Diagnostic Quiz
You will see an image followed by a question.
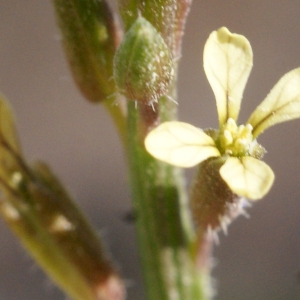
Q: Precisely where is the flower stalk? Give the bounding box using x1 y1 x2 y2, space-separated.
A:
127 96 209 300
117 1 212 299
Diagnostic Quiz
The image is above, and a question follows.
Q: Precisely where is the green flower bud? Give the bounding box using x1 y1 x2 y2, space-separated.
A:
113 16 174 104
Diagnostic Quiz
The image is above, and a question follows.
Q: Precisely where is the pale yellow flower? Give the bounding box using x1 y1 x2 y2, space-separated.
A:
145 27 300 200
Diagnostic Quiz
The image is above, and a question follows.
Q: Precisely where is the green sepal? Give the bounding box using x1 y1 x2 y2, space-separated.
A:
190 157 242 231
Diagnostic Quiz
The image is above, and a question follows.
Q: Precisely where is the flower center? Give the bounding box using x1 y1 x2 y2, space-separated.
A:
217 118 255 157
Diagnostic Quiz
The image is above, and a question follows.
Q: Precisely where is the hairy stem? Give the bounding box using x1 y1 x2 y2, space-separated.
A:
126 65 210 300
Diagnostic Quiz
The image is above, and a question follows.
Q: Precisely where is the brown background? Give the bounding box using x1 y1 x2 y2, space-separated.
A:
1 1 300 299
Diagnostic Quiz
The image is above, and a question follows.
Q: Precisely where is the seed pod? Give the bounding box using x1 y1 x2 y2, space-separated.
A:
53 0 121 103
190 157 247 233
113 16 174 104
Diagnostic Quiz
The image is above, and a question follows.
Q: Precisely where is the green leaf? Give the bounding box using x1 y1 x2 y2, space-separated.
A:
0 94 125 300
1 161 125 300
248 68 300 138
0 94 22 182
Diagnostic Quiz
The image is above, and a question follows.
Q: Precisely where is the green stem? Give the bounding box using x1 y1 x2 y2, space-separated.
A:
127 95 209 300
103 96 128 149
116 1 212 298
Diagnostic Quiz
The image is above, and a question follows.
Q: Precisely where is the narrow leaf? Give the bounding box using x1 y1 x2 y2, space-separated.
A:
1 161 126 300
204 27 253 126
0 95 20 152
248 68 300 138
0 94 125 300
219 156 274 200
0 94 22 181
145 121 220 167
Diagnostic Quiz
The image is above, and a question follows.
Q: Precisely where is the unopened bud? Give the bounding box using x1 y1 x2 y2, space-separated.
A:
113 16 174 104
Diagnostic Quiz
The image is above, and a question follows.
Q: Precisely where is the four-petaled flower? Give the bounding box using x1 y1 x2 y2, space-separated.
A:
145 27 300 200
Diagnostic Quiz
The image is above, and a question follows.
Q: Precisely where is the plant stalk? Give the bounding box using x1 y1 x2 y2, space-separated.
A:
126 74 209 300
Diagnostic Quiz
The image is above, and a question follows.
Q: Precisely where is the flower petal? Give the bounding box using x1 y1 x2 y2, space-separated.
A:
248 68 300 138
219 156 274 200
144 121 220 168
204 27 253 126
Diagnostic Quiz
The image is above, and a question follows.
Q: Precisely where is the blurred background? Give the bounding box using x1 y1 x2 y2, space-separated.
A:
1 1 300 299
